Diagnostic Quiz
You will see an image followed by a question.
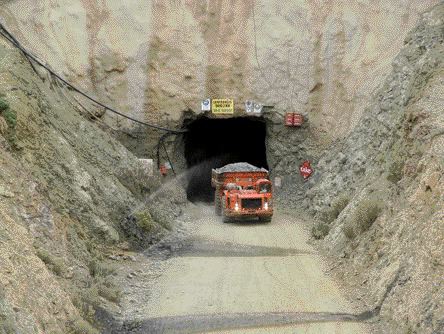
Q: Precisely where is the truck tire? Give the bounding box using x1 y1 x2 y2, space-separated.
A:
259 216 272 223
222 198 230 223
214 190 221 216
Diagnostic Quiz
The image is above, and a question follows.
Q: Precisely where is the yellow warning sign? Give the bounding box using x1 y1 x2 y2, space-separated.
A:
212 99 234 114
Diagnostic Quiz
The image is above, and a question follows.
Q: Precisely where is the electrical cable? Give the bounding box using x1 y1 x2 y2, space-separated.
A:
156 131 178 176
0 23 187 134
0 23 187 174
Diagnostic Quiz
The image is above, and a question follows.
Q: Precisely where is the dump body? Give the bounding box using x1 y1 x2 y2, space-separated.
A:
212 163 273 222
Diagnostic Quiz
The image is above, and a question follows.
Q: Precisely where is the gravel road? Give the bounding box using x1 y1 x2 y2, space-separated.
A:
110 204 371 334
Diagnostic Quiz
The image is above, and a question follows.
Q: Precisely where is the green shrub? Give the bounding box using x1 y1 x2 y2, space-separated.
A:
67 317 99 334
36 249 65 276
98 284 121 304
356 199 382 232
342 221 357 239
385 140 408 183
342 198 382 239
311 222 330 240
87 259 116 278
318 194 350 223
71 287 99 321
0 98 8 113
387 158 404 183
2 110 16 129
0 98 15 130
134 211 158 232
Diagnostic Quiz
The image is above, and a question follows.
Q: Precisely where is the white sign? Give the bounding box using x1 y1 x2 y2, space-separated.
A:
253 103 263 113
274 177 282 188
245 100 254 113
201 99 211 111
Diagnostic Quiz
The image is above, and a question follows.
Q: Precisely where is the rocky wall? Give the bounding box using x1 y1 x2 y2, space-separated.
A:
0 0 439 157
300 4 444 333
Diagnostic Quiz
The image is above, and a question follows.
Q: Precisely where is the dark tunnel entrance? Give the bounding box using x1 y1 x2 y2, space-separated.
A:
184 117 268 202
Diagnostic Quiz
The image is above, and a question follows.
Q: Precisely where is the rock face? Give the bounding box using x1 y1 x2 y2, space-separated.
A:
0 1 443 333
0 37 185 333
301 4 444 333
0 0 439 148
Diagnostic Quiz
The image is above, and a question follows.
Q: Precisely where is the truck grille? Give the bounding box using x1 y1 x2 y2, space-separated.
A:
241 198 262 209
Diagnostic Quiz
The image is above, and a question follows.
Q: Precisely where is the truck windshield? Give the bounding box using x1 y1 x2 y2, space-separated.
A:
259 183 271 193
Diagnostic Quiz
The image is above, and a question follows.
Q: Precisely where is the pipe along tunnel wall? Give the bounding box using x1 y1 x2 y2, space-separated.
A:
183 117 268 202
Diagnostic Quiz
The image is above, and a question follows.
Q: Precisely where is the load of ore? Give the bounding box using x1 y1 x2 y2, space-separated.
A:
214 162 268 174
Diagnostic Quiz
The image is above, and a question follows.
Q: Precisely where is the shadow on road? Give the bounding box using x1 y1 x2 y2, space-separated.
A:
145 238 314 259
114 309 378 334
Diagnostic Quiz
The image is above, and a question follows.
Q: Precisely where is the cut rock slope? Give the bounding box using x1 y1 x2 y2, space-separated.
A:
0 38 185 333
0 0 439 151
302 4 444 333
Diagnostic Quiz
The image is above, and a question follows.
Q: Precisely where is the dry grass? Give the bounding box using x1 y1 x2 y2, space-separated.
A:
311 222 330 240
385 140 408 183
88 259 116 278
72 258 121 328
387 157 404 183
67 317 99 334
318 194 350 224
312 195 351 239
36 249 66 276
342 198 382 239
134 210 159 232
0 97 17 147
98 283 121 304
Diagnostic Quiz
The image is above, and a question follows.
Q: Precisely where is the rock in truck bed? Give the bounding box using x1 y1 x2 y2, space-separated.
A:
213 163 268 174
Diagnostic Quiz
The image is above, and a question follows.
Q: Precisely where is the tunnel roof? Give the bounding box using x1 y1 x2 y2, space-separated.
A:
214 163 268 174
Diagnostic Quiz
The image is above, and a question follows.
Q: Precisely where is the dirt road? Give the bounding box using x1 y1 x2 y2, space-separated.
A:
112 204 370 333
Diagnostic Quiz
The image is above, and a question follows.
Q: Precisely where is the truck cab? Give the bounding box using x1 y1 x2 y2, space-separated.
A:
212 163 273 223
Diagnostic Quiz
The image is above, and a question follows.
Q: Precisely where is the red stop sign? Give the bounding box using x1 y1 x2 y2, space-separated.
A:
300 161 313 180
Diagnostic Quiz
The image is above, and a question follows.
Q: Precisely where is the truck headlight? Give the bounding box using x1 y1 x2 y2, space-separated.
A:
234 202 239 211
264 202 269 210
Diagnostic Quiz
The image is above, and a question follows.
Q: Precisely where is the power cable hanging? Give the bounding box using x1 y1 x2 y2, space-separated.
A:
0 23 187 134
156 132 177 176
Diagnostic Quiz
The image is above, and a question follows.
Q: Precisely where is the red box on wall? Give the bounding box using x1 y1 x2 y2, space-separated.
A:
285 112 303 126
285 112 294 126
293 114 303 126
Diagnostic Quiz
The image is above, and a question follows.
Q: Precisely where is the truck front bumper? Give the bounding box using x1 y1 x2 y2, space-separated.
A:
224 209 273 219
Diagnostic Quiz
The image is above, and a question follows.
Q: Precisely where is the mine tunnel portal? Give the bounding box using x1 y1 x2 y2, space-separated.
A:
184 117 268 202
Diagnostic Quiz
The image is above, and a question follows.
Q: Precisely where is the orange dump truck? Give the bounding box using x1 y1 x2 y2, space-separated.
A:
212 163 273 223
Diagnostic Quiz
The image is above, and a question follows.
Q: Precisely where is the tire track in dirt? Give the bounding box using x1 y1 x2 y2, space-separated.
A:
106 205 372 334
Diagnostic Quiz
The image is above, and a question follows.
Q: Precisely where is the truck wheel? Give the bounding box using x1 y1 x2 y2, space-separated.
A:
259 216 272 223
214 190 221 216
222 198 230 223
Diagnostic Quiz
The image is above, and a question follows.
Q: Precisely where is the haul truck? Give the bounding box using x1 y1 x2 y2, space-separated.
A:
212 163 273 223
